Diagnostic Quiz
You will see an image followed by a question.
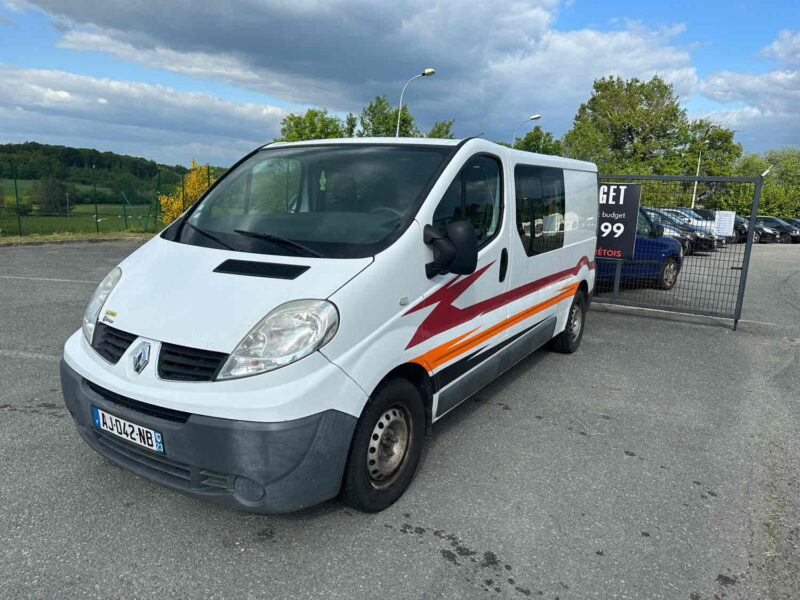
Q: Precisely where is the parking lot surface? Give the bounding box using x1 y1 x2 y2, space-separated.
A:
1 240 799 599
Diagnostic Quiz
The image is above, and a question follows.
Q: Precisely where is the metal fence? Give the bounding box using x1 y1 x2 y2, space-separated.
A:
593 174 763 329
0 162 219 237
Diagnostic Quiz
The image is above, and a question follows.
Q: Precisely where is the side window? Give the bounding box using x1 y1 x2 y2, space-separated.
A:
432 155 502 248
514 165 565 256
636 211 653 236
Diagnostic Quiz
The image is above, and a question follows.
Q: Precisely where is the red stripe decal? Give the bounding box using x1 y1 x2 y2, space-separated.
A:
404 256 594 349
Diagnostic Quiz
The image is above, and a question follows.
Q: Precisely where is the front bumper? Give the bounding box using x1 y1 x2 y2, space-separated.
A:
61 360 357 513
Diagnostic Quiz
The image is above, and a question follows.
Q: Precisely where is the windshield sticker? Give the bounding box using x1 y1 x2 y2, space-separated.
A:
319 171 327 192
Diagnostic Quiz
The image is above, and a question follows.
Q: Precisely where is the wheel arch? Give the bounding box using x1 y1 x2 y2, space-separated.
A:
370 362 434 436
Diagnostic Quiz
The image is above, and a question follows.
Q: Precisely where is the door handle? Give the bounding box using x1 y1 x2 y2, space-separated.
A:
499 248 508 282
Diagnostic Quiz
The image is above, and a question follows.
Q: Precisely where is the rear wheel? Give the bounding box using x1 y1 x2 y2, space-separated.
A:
550 289 587 354
341 377 425 512
656 257 679 290
780 232 791 244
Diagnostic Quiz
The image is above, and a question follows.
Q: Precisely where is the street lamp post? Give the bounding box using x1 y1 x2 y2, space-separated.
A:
396 68 435 137
691 139 710 209
512 114 541 146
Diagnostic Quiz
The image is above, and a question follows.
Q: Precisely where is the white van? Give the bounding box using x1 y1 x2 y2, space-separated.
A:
61 138 597 513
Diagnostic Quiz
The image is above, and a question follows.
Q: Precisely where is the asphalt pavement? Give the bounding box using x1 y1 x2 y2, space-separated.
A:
1 240 798 599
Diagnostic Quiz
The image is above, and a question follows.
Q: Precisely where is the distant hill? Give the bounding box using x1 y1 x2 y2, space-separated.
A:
0 141 225 204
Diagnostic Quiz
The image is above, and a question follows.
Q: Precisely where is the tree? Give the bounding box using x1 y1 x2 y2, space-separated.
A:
683 119 741 177
562 75 690 174
275 109 348 141
763 147 800 187
158 160 215 224
35 177 68 215
512 125 563 156
357 95 419 137
427 119 455 139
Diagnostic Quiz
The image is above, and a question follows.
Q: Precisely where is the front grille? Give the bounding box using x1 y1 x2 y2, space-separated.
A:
157 343 228 382
85 379 190 423
92 428 231 492
91 323 138 364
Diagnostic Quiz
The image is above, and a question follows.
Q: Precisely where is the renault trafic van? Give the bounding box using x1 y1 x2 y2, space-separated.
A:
61 138 598 513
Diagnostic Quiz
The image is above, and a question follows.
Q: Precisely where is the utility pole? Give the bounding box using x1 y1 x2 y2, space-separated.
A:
66 192 70 218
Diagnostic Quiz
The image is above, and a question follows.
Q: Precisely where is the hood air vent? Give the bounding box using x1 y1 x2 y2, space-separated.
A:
213 259 309 280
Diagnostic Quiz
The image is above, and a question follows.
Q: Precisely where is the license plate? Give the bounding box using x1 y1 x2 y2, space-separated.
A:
92 406 164 454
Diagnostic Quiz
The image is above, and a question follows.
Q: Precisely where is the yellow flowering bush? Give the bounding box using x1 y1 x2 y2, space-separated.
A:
158 160 215 225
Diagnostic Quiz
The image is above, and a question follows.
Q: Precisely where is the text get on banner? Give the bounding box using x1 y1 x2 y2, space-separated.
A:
596 183 642 261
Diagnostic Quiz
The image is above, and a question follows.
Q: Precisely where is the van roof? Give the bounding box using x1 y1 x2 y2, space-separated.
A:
264 137 597 172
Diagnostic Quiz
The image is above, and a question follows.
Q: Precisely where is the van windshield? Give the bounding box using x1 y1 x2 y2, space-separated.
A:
175 144 451 258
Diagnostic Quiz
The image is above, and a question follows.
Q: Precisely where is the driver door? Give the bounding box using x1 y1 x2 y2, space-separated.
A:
409 153 510 419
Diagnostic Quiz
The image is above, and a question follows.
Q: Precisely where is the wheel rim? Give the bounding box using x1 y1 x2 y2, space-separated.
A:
664 262 677 287
568 302 583 342
367 404 412 489
753 232 759 243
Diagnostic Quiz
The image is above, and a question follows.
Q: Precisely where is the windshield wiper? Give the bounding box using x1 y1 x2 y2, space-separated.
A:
233 229 322 258
183 221 236 250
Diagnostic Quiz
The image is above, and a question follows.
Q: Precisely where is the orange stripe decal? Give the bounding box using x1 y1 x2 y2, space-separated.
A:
410 283 579 372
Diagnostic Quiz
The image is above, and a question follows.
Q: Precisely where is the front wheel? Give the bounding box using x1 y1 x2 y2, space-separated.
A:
341 377 425 512
780 232 791 244
752 230 761 244
550 289 587 354
656 257 679 290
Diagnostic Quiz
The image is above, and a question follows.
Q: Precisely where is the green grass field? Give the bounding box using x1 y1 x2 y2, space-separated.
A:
0 178 115 204
0 202 161 236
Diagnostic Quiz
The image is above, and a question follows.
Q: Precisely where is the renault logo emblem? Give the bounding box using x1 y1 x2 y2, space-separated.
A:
132 342 151 374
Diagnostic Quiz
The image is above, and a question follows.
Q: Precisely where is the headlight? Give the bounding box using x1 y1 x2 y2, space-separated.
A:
82 267 121 344
218 299 339 380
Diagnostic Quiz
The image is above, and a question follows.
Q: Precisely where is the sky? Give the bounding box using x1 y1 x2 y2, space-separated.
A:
0 0 798 166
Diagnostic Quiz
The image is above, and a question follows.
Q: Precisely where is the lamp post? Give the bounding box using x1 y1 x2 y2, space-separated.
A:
512 114 541 146
691 139 710 209
396 68 435 137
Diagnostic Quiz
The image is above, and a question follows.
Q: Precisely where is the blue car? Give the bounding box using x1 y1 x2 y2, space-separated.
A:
597 209 683 290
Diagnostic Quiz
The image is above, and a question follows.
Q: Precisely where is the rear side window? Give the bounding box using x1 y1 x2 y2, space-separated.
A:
432 155 503 248
514 165 565 256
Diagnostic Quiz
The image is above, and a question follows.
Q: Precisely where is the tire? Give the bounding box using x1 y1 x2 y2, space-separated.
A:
753 231 760 244
780 232 791 244
341 377 425 512
656 257 679 290
550 289 587 354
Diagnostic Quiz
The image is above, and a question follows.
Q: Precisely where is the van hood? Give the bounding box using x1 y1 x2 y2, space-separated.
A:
101 236 372 352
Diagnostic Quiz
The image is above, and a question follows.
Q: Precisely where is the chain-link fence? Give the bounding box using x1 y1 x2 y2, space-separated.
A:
593 174 764 329
0 162 220 238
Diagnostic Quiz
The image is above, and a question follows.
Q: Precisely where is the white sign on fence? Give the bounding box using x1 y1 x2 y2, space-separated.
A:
714 210 736 237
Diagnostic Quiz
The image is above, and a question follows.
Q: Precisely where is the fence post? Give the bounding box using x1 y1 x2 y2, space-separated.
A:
181 173 185 210
123 204 128 230
733 175 763 330
155 168 161 232
12 161 21 236
612 261 622 299
92 164 99 234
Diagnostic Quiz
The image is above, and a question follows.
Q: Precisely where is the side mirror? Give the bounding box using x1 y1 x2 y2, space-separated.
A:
653 224 664 238
424 221 478 278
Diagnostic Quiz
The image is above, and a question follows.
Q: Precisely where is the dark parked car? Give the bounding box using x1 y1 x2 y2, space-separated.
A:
643 207 716 252
727 215 778 244
597 209 683 290
782 217 800 230
755 216 800 243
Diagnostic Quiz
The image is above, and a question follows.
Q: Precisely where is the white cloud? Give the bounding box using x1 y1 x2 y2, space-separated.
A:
0 65 287 164
31 1 698 142
697 31 800 151
760 29 800 69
